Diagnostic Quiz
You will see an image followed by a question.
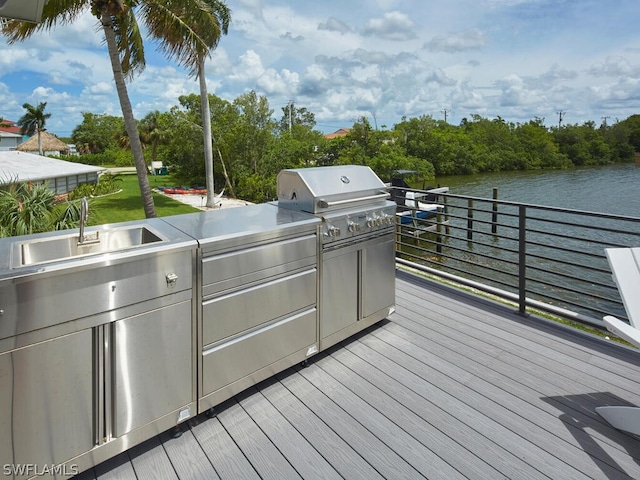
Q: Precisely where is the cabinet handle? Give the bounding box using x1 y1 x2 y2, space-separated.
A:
166 273 178 286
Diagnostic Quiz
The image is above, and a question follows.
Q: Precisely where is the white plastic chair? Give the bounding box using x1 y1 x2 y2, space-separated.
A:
596 247 640 435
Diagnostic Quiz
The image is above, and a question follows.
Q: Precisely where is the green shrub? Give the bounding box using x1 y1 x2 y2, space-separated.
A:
0 183 82 237
68 173 123 200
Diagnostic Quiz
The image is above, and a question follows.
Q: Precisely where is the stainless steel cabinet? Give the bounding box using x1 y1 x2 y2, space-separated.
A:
320 233 396 351
321 247 358 340
111 298 193 437
0 247 197 478
0 330 94 474
199 233 319 412
361 237 396 318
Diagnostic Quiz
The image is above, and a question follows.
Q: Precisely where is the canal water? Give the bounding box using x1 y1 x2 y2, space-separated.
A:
437 163 640 216
405 163 640 320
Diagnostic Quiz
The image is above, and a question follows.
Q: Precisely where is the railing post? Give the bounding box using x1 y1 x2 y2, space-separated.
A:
467 199 474 241
436 210 442 254
443 195 450 234
518 205 527 315
491 188 498 235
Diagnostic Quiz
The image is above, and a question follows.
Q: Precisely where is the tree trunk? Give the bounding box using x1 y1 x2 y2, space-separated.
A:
37 129 42 156
215 144 235 198
100 10 156 218
198 56 216 208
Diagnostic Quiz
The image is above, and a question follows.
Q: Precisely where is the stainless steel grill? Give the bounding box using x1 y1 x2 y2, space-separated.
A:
277 165 396 350
277 165 396 245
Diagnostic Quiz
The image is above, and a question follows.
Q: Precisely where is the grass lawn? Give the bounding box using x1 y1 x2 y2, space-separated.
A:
89 172 200 225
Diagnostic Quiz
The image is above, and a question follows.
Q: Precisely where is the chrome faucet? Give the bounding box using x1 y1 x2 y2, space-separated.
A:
79 197 88 243
78 197 99 245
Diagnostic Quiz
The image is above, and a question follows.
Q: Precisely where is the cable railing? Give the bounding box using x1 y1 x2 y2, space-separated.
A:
393 186 640 329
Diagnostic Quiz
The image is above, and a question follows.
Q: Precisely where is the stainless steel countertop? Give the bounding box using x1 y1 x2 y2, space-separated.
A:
0 217 198 279
162 203 320 252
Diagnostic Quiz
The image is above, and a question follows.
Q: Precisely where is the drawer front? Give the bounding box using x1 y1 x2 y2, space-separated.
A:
202 234 316 295
0 249 194 340
202 308 317 396
203 268 316 346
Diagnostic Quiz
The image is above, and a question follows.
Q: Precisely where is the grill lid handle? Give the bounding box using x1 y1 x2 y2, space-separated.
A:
317 191 390 209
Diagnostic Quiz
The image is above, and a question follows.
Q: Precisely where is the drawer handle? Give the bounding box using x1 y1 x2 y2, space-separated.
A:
166 272 178 286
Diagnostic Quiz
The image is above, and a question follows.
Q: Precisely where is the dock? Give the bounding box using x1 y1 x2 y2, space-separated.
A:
74 269 640 480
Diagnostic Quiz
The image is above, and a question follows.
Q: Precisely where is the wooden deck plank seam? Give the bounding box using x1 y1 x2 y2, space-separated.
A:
320 347 509 479
394 284 640 402
388 309 639 433
358 327 612 479
370 322 640 477
396 272 640 368
276 368 426 479
257 375 386 480
342 336 561 479
382 314 637 456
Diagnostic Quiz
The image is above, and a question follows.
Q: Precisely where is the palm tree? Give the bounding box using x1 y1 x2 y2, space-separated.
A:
149 0 230 207
140 110 167 171
17 101 51 155
1 1 224 218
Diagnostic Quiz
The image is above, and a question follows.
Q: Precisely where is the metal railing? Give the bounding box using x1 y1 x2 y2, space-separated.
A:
393 186 640 329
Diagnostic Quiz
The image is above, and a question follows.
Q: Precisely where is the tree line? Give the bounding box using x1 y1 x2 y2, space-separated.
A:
66 93 640 204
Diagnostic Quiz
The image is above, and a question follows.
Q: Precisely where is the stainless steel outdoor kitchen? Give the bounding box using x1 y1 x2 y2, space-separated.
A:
0 165 396 479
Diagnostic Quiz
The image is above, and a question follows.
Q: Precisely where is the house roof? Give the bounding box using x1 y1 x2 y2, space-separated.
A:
15 130 69 153
0 151 106 184
324 128 352 139
0 131 22 139
0 118 21 135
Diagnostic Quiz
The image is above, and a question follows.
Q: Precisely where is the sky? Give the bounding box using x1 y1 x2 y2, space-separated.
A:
1 0 640 137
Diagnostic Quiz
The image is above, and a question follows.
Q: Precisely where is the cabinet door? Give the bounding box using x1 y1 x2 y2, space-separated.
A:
361 237 396 318
0 330 94 472
321 249 358 339
112 300 192 437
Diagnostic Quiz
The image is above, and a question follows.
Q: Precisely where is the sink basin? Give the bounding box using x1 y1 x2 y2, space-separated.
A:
14 226 165 267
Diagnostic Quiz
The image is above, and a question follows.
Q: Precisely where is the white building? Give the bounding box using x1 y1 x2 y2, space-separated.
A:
0 150 106 194
0 131 22 151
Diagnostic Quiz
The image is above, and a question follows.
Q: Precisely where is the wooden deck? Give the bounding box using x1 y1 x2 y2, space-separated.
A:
74 269 640 480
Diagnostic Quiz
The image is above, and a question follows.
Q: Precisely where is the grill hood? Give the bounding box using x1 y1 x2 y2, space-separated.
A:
277 165 390 214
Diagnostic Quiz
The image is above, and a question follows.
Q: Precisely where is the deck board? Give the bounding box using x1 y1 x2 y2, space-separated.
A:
73 270 640 480
237 386 342 480
159 430 219 480
258 376 386 479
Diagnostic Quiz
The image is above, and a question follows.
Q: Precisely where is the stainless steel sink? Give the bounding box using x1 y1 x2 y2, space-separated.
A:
13 226 165 267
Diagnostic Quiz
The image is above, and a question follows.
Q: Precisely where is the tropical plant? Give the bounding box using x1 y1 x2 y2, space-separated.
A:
0 183 83 237
139 110 167 169
154 0 231 207
17 101 51 155
1 0 228 218
71 113 124 154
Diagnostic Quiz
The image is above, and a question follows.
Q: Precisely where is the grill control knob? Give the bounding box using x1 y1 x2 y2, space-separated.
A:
328 225 341 237
366 217 374 228
347 221 359 233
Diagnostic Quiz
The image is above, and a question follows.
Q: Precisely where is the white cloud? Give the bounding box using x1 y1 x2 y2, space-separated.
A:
362 11 417 41
2 0 639 134
425 29 487 53
588 56 640 78
85 82 113 96
318 17 352 34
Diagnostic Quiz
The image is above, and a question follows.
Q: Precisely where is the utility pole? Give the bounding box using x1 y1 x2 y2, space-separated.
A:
557 110 566 128
441 109 449 123
601 116 610 128
288 101 293 134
